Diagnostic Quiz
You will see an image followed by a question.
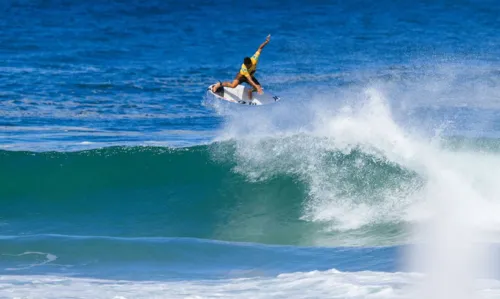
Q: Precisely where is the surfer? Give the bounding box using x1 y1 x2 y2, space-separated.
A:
211 34 271 99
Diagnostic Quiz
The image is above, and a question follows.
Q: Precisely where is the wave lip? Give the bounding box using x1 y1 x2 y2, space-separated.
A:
4 87 500 251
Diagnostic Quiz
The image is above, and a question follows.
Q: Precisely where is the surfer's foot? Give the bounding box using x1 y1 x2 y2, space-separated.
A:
212 81 222 93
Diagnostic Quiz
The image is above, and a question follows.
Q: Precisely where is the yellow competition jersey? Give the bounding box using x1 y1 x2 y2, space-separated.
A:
239 50 261 77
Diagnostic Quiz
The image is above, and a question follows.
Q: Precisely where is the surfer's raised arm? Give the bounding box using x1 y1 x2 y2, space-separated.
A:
257 34 271 52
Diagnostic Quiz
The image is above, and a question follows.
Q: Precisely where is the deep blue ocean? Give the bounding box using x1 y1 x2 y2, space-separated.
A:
3 0 500 298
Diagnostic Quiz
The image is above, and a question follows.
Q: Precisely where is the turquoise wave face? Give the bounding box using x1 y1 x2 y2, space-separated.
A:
0 142 420 247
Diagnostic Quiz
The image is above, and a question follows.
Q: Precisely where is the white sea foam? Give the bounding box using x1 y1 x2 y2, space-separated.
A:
3 270 500 299
215 80 500 297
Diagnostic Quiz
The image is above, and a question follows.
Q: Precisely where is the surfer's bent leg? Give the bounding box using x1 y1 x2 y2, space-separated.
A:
225 79 240 88
247 88 253 100
247 77 261 100
211 78 240 93
226 73 245 89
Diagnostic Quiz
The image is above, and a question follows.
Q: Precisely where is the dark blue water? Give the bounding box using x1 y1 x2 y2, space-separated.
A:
2 0 500 150
2 0 500 298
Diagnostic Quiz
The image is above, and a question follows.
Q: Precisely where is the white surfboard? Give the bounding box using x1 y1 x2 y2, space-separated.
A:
207 84 281 106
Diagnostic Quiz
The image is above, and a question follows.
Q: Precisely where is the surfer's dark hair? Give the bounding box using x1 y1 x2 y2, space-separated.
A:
244 57 252 66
